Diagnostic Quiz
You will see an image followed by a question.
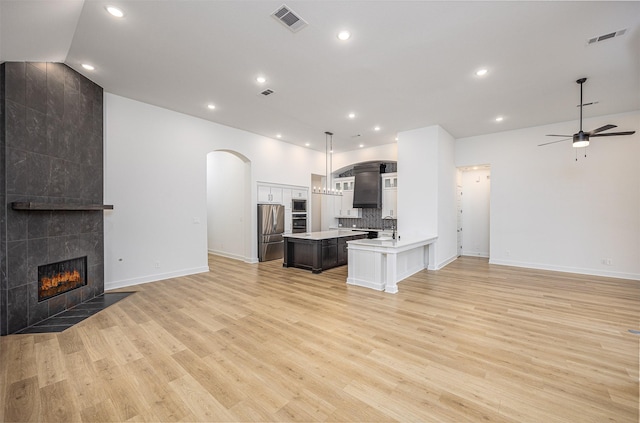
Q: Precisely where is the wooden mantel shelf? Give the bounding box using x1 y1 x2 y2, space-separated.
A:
11 202 114 211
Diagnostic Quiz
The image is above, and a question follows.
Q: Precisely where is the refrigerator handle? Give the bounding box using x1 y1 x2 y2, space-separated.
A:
273 206 277 228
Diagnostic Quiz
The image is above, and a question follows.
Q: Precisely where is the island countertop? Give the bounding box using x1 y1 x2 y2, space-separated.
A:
283 230 368 240
347 235 437 252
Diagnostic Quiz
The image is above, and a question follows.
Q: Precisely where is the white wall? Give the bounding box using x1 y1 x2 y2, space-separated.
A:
436 126 458 268
397 126 439 241
396 125 457 269
104 93 325 289
207 151 247 261
456 110 640 280
461 169 491 257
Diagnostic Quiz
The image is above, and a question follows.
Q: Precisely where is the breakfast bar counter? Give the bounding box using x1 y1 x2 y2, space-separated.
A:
283 230 367 273
347 235 438 293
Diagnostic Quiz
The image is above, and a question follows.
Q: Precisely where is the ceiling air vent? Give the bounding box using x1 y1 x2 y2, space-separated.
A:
260 89 274 96
587 28 627 45
271 4 308 33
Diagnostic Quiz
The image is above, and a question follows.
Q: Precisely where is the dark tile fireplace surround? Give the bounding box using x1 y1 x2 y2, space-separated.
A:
0 62 109 335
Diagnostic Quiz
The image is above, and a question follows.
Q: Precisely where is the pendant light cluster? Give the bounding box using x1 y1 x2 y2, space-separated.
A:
312 131 343 196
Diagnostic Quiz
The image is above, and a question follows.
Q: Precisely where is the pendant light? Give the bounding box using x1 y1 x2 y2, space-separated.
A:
312 131 342 196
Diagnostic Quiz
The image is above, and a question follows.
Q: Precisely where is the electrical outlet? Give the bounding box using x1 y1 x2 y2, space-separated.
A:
154 261 160 268
605 258 613 266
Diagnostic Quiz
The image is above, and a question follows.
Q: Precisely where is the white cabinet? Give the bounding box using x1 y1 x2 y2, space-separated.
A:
292 189 307 199
334 178 354 192
334 177 362 218
382 174 397 189
282 189 293 234
258 185 283 203
381 173 398 218
284 213 292 234
282 189 293 208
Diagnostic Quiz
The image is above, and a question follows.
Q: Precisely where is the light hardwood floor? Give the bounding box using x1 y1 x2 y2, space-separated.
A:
1 255 638 422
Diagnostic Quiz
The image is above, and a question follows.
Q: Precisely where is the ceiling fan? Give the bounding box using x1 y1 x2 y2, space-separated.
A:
539 77 635 148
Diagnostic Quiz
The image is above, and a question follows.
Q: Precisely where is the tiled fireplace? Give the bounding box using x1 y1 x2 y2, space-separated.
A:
0 62 108 335
38 256 87 302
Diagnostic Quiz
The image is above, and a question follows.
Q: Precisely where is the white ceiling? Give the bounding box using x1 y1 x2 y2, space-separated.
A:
1 1 639 153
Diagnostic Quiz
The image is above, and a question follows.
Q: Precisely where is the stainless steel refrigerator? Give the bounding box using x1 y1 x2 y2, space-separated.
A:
258 204 285 262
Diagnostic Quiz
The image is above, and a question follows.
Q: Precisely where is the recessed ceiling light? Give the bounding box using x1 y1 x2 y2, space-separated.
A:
348 113 355 119
207 104 215 110
495 116 504 122
359 144 364 148
276 134 282 138
305 143 310 147
337 31 351 41
81 64 95 71
106 6 124 18
475 68 488 77
374 126 380 131
256 76 266 84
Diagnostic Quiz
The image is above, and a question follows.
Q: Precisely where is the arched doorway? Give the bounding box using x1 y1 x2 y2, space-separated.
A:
206 150 252 263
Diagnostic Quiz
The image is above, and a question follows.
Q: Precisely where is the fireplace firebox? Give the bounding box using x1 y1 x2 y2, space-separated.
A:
38 257 88 302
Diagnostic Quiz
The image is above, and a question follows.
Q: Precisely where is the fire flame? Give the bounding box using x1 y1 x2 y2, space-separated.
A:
40 270 82 291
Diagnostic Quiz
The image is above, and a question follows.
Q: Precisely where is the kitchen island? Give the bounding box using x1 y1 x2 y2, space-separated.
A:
347 235 437 293
283 230 367 273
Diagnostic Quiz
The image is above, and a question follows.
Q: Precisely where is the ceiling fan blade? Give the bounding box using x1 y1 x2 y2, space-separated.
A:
545 134 573 137
538 138 571 146
588 124 617 135
590 131 636 137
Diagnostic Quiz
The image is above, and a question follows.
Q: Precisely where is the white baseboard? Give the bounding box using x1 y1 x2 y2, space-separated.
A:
208 249 257 264
347 277 384 291
105 266 210 291
461 250 490 258
489 258 640 281
428 253 458 271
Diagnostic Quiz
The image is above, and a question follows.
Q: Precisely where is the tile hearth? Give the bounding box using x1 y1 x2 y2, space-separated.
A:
16 292 133 334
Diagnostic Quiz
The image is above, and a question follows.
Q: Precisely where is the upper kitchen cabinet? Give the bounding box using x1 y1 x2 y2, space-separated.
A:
382 173 398 218
258 185 283 204
334 177 362 218
334 178 354 192
383 173 397 189
292 189 307 199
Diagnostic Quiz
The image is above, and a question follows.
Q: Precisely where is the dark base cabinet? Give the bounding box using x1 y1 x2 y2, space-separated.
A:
321 239 338 269
284 234 366 273
338 238 349 266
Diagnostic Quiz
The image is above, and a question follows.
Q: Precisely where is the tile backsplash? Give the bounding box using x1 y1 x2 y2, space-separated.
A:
338 208 396 230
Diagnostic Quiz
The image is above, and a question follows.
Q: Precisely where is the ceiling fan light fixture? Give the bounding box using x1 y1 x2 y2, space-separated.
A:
573 131 589 148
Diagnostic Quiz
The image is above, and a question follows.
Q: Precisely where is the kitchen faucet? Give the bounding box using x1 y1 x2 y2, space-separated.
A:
382 216 396 240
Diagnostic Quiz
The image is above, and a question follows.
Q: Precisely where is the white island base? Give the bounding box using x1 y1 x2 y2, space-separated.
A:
346 236 437 293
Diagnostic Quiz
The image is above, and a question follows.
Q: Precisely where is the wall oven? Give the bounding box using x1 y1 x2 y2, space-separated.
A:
292 214 307 233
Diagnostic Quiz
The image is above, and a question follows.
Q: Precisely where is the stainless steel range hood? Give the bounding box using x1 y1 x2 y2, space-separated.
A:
353 164 382 208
